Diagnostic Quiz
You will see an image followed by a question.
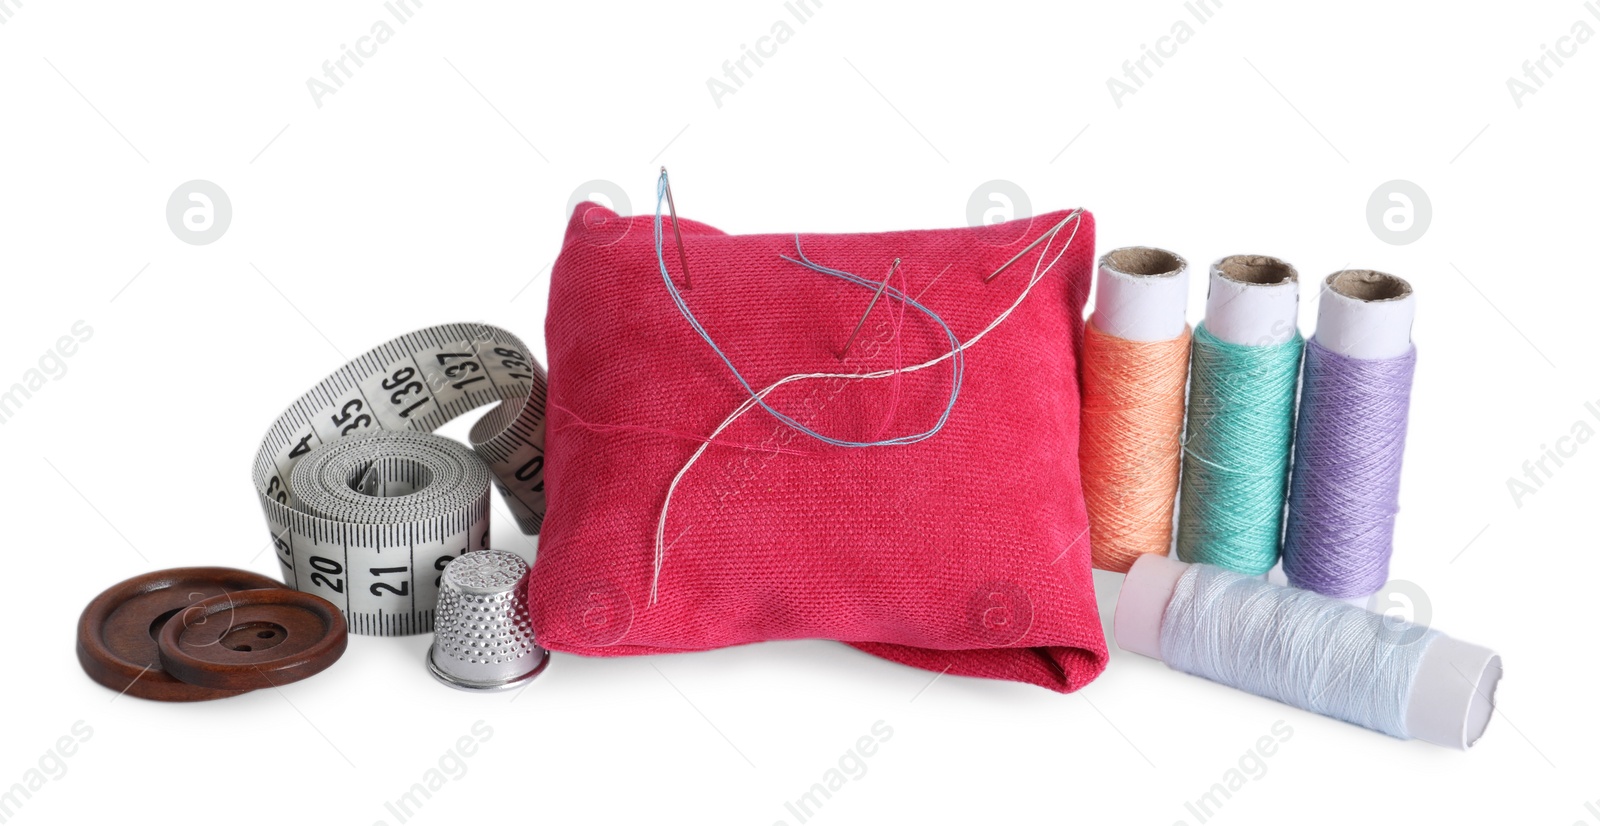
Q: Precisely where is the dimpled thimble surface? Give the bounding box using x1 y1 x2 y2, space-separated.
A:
427 550 548 691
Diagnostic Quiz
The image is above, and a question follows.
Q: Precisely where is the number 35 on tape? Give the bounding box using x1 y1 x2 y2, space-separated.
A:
252 323 547 636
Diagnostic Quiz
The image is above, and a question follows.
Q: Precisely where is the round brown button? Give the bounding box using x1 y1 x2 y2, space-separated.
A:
77 567 283 702
157 588 347 691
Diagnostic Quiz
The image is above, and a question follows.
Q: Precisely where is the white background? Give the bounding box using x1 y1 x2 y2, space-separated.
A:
2 1 1596 824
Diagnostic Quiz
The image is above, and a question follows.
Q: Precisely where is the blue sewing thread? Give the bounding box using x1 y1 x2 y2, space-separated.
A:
1160 563 1440 739
652 169 964 448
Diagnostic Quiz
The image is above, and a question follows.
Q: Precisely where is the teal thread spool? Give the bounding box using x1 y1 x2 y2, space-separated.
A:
1177 256 1303 575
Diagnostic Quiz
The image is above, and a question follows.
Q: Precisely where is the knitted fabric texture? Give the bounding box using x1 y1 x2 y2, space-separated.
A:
530 203 1107 693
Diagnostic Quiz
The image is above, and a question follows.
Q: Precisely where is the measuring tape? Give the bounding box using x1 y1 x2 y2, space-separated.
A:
252 322 547 636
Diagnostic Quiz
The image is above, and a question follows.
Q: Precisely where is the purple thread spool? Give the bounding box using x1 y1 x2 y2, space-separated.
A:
1283 271 1416 599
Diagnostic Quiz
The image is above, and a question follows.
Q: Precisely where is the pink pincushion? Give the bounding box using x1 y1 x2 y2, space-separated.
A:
529 202 1106 692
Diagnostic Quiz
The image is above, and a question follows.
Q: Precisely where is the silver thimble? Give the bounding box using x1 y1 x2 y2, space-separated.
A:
427 550 549 691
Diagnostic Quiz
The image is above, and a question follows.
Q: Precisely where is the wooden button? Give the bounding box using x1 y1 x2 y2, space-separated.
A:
157 588 347 691
77 567 283 702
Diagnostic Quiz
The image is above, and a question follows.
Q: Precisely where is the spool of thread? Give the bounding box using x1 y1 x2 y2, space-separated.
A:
1176 255 1303 575
1115 554 1501 749
1082 246 1191 573
1283 270 1417 599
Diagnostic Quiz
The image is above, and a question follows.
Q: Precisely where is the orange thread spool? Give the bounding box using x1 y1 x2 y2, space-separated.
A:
1081 247 1191 573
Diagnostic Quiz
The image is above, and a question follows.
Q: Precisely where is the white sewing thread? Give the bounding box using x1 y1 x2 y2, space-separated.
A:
1159 564 1440 739
651 211 1085 604
709 294 897 520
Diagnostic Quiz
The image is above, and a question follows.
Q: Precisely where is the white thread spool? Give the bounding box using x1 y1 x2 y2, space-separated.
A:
1092 247 1190 342
1115 554 1501 749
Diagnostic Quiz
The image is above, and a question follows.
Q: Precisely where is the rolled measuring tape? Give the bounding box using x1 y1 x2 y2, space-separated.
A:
252 322 548 636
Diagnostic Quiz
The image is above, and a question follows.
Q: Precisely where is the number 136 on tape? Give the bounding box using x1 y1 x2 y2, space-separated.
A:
251 323 548 636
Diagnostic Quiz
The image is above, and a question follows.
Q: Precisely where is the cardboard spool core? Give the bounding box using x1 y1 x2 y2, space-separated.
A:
1102 246 1186 278
1327 269 1412 302
1216 254 1298 286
